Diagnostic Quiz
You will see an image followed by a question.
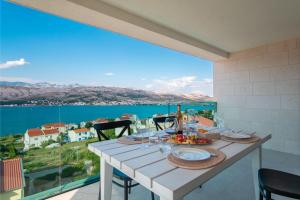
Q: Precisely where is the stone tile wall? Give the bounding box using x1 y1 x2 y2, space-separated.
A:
214 38 300 155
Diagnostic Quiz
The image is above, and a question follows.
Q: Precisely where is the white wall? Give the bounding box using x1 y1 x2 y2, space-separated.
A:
214 38 300 155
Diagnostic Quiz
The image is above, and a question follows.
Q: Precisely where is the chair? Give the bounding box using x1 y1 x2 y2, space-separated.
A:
93 120 155 200
153 116 176 131
258 168 300 200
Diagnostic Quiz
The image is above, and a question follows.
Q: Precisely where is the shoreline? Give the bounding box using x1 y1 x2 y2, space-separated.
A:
0 104 216 136
0 102 215 107
0 101 217 108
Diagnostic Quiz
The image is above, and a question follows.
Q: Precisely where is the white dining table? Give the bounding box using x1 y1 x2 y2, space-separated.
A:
88 133 271 200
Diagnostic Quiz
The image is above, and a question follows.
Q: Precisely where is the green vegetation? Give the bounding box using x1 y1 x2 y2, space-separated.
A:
0 129 114 181
61 166 83 178
0 134 23 159
41 139 57 148
85 121 93 128
198 110 214 120
23 137 100 173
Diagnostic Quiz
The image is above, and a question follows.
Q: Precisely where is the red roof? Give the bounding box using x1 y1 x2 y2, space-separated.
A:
121 114 133 118
0 158 24 192
27 128 43 137
43 129 59 135
93 118 108 124
120 116 131 120
196 116 214 127
43 122 65 128
73 128 89 133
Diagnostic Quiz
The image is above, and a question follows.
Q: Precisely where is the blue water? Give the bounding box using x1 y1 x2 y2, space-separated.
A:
0 104 215 136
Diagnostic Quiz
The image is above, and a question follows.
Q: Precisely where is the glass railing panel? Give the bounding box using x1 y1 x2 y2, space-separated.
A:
0 106 61 199
0 102 216 200
58 106 100 187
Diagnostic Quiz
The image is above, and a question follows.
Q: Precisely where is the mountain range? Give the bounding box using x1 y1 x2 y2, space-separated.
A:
0 81 213 105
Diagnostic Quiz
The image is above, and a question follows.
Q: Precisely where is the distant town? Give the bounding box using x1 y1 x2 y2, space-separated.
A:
0 81 213 106
23 113 145 150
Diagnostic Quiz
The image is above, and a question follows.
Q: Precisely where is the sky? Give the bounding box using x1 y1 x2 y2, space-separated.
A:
0 1 213 96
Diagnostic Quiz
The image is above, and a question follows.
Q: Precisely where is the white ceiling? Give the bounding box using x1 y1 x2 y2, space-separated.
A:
9 0 300 60
101 0 300 52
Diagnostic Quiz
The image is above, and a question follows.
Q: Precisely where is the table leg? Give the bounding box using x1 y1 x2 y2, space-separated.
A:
251 146 262 200
101 158 113 200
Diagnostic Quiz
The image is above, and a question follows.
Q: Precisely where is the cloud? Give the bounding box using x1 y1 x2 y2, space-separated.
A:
145 76 213 96
0 58 29 69
104 72 115 76
141 78 147 81
0 76 37 83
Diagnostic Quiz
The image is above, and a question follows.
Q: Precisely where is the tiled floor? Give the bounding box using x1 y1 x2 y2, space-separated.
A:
48 149 300 200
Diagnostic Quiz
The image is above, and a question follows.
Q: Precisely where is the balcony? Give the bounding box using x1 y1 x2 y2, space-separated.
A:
47 149 299 200
1 103 217 200
1 0 300 200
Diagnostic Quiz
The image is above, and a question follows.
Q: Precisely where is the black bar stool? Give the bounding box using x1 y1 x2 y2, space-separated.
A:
258 168 300 200
153 116 176 131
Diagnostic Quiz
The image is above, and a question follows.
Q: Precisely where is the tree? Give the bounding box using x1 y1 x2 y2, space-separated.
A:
7 144 17 158
85 121 93 128
197 110 213 120
57 133 68 144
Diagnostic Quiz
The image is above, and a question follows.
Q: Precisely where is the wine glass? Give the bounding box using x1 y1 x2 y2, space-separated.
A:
187 109 197 123
186 109 198 135
164 117 178 135
134 117 151 148
214 112 225 129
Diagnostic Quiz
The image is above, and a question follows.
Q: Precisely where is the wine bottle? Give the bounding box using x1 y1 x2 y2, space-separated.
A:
176 104 183 134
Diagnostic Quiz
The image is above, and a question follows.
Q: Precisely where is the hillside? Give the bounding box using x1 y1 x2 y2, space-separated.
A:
0 82 212 105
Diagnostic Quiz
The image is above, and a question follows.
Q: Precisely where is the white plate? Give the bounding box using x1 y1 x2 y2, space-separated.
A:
165 128 176 134
172 147 211 161
133 131 156 139
222 132 251 139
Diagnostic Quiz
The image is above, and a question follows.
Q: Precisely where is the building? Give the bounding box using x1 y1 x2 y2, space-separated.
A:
80 121 87 128
92 118 109 124
67 123 79 130
43 129 60 142
23 128 60 150
68 128 93 142
114 114 137 136
89 118 109 136
41 122 66 133
183 114 214 127
0 158 25 200
116 114 137 122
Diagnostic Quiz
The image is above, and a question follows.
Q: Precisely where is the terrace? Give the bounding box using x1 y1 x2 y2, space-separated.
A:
2 0 300 200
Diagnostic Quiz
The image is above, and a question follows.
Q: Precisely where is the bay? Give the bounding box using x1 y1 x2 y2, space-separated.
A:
0 104 215 136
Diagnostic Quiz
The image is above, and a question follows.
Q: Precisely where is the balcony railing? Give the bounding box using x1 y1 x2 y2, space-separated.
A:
0 102 216 200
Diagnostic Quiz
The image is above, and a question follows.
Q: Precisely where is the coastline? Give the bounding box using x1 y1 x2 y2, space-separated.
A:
0 102 215 107
0 103 216 136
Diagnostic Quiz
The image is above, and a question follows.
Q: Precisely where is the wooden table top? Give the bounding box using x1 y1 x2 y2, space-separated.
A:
88 133 271 199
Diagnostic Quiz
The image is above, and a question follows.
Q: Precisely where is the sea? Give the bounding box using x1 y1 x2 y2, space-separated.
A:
0 104 215 136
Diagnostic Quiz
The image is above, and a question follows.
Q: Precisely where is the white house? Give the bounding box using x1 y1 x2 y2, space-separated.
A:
89 127 97 137
116 114 137 122
80 121 88 128
23 128 60 150
67 123 79 130
41 122 67 133
43 129 60 141
68 128 93 142
114 114 137 136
